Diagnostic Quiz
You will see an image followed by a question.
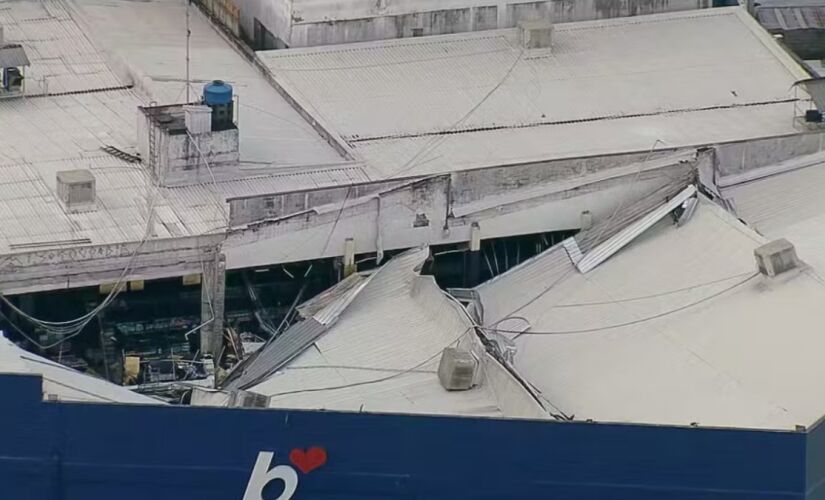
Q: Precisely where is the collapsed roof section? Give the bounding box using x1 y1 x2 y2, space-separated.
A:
214 247 549 419
475 186 825 430
0 336 160 405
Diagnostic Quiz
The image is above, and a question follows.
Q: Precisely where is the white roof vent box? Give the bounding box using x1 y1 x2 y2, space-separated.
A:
519 20 553 50
754 238 799 278
56 169 96 213
438 347 479 391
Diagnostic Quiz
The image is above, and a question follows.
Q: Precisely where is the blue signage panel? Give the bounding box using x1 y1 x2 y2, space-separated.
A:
0 374 808 500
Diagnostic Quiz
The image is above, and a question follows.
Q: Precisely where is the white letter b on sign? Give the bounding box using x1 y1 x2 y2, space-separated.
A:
243 452 299 500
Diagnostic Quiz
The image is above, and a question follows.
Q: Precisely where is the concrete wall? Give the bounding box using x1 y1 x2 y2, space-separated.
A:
241 0 709 48
223 155 693 269
713 131 825 179
0 235 224 295
163 129 240 186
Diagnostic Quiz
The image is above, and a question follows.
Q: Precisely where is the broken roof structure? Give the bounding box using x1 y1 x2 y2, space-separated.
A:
476 192 825 430
221 247 548 419
0 335 159 404
224 170 825 431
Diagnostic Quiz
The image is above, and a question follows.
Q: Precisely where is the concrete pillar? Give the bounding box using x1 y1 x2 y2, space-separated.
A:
200 253 226 356
465 222 482 287
343 238 357 278
580 210 593 230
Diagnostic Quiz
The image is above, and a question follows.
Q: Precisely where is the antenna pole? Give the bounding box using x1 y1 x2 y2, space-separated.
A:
185 0 191 102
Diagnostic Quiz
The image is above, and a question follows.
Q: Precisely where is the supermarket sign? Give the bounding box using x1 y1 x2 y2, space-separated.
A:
242 448 327 500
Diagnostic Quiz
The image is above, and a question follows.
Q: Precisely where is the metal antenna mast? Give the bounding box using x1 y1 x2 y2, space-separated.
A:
186 0 191 102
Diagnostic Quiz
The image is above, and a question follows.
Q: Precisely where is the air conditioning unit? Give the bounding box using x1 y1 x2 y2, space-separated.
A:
754 238 799 277
438 347 478 391
519 21 553 49
56 169 96 212
229 390 271 409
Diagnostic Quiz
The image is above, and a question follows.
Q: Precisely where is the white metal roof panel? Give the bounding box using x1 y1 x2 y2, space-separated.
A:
478 198 825 430
71 0 345 167
0 0 369 255
260 7 808 177
721 153 825 273
0 336 160 404
248 247 546 418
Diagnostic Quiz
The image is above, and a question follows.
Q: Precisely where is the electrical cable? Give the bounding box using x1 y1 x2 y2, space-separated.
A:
481 273 758 338
383 48 525 180
552 271 755 308
264 327 470 399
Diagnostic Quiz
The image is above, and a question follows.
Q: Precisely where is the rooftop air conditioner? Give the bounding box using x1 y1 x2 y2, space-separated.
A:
754 238 799 277
229 390 271 409
438 347 478 391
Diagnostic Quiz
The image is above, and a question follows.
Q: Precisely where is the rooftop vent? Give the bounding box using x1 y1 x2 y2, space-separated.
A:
754 238 799 277
184 104 212 135
228 390 270 409
56 169 95 212
438 347 478 391
519 21 553 50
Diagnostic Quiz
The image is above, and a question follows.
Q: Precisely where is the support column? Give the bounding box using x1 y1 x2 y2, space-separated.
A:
465 222 481 287
200 253 226 356
343 238 356 278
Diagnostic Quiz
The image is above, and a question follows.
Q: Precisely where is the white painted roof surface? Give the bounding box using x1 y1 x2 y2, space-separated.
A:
478 197 825 430
0 0 363 255
721 152 825 272
259 7 808 178
71 0 345 167
248 247 547 418
0 336 160 404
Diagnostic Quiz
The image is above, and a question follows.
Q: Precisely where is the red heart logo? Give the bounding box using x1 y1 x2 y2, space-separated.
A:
289 447 327 474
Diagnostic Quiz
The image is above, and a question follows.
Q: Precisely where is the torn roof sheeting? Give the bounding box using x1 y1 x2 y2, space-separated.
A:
222 273 369 391
476 194 825 430
0 336 160 404
228 247 546 418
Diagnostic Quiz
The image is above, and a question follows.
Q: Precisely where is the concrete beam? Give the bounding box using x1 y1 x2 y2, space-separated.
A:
201 253 226 356
0 234 225 295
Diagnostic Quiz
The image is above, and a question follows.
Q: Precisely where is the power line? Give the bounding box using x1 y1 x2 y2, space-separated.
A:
383 48 525 180
552 271 755 308
297 48 526 263
482 273 758 338
264 328 470 399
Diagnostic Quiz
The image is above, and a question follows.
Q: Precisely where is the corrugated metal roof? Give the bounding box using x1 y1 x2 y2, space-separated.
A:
260 7 807 178
758 6 825 30
576 185 696 273
721 152 825 272
477 197 825 430
0 0 123 94
0 336 160 404
0 0 364 255
70 0 345 167
223 318 327 391
241 247 546 417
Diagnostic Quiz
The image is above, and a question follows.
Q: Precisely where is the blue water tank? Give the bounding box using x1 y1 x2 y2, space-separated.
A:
203 80 233 106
